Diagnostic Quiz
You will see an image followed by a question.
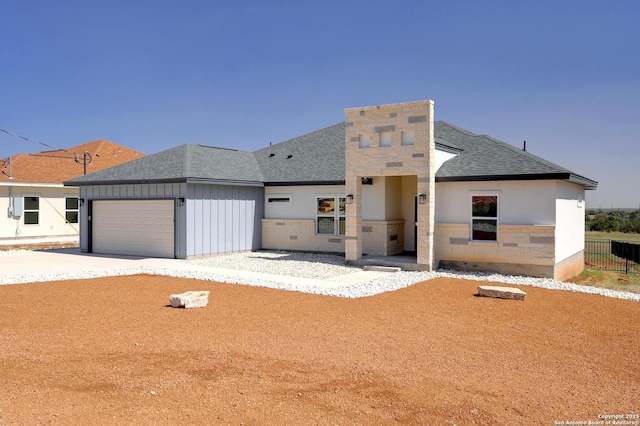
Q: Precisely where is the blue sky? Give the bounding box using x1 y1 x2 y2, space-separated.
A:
1 1 638 208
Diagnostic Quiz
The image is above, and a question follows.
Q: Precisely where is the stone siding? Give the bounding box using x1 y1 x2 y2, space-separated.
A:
435 223 558 278
262 219 404 256
344 100 435 269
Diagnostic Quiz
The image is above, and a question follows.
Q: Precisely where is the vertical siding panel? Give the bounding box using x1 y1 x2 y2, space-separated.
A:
185 184 194 256
239 187 247 249
218 186 226 252
81 182 264 256
225 186 233 252
231 187 237 251
203 184 212 255
210 185 218 253
194 184 203 256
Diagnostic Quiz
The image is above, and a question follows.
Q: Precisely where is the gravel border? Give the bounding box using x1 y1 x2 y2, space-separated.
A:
1 250 638 301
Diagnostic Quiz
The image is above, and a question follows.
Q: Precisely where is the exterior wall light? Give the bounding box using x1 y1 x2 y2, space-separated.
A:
346 194 354 204
178 197 185 206
79 198 85 206
418 194 427 204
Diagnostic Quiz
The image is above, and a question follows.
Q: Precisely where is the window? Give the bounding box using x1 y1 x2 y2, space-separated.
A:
379 132 392 147
358 135 371 148
401 131 415 146
268 196 291 203
471 195 498 241
316 196 346 235
24 196 39 225
65 197 79 224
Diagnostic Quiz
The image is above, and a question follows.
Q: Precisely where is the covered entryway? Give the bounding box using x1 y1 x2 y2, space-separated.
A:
91 199 175 258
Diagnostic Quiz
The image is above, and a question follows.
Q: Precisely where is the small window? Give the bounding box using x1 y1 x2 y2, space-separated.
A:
268 197 291 203
359 135 371 148
65 197 79 224
317 196 347 235
379 132 392 147
471 195 498 241
24 196 39 225
401 131 415 146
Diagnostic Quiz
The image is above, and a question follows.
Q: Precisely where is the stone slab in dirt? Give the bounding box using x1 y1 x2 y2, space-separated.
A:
169 290 210 308
478 285 527 300
0 275 638 425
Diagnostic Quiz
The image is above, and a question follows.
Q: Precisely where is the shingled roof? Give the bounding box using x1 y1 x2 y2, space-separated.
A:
254 122 346 184
434 122 597 189
0 140 144 184
67 144 264 186
65 121 597 190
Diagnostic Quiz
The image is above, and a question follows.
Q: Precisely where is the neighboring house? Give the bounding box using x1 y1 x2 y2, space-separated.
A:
0 140 144 245
65 100 597 280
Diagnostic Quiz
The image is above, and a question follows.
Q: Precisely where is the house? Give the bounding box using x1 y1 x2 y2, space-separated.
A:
65 100 597 280
0 140 144 246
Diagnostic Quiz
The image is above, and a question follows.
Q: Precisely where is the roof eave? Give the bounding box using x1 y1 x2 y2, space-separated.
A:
64 177 188 187
436 173 598 189
185 177 264 187
265 180 345 187
65 177 265 187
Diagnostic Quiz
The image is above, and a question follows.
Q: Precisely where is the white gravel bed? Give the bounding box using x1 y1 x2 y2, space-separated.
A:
188 250 361 278
0 250 638 301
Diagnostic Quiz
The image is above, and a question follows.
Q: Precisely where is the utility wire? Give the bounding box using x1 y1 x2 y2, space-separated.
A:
0 127 75 155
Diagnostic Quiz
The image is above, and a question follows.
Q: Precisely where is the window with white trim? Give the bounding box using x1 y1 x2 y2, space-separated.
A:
316 196 346 235
471 195 498 241
65 197 79 224
24 196 39 225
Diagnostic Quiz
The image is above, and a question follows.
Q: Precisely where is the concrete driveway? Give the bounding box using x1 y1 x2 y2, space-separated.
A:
0 248 182 278
0 248 399 291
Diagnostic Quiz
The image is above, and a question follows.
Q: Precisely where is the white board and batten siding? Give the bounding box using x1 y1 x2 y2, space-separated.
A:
92 199 175 258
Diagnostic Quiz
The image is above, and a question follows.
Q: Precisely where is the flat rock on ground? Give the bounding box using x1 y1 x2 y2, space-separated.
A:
478 285 527 300
0 275 638 425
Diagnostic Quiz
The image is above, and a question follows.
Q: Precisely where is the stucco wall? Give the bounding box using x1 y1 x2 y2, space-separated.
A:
555 181 586 263
435 149 458 171
434 179 587 279
435 180 556 225
265 184 393 222
1 184 80 242
265 178 413 254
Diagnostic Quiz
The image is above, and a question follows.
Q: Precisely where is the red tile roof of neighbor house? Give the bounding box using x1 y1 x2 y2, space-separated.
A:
0 140 145 184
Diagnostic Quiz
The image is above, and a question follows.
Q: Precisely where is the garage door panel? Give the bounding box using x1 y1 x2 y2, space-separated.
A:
92 200 175 258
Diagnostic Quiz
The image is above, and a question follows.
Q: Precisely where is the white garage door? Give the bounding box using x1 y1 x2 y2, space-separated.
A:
92 200 175 258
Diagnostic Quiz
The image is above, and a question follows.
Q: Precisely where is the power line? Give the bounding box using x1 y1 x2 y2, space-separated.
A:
0 127 93 174
0 127 75 155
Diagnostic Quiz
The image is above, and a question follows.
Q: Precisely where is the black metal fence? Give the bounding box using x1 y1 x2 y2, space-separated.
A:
585 240 640 274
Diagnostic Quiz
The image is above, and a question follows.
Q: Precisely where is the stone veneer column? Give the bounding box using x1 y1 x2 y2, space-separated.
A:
344 100 435 270
345 174 362 261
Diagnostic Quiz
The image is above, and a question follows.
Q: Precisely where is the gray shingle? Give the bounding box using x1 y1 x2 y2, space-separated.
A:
66 120 596 190
254 122 346 183
434 122 596 188
67 144 264 185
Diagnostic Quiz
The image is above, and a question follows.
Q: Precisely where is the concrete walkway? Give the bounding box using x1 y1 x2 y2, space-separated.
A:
0 248 397 288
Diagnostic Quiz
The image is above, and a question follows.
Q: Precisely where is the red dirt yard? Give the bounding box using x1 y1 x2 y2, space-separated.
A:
0 275 638 425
